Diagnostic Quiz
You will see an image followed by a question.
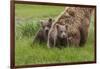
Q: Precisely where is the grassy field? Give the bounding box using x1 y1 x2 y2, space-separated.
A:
15 4 95 66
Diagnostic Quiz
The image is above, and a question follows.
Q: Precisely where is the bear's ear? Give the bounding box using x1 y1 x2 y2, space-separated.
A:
56 24 60 29
48 18 52 23
40 20 44 26
48 18 53 25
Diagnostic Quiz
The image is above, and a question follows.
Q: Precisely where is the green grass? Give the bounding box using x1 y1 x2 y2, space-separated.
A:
15 4 64 20
15 4 95 66
15 38 94 65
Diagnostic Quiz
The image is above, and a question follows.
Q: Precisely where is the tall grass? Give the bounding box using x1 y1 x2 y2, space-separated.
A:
15 4 95 66
15 20 40 40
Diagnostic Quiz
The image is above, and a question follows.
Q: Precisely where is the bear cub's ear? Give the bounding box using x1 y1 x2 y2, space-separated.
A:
48 18 54 26
56 24 60 29
40 20 44 26
48 18 52 23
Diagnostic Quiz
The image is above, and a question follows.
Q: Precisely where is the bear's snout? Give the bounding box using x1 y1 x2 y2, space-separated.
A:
61 32 67 38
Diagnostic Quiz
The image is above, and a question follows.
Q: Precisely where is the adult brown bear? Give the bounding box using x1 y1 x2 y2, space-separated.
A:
66 7 94 46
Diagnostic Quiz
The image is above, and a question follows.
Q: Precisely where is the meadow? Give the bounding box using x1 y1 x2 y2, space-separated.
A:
15 4 95 66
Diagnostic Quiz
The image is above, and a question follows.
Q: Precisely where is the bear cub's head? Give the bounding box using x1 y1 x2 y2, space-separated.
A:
56 24 68 39
40 18 53 35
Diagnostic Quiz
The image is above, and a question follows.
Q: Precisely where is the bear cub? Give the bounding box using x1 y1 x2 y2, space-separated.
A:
33 18 53 43
47 24 68 48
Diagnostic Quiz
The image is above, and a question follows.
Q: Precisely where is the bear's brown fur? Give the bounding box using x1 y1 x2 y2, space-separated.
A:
69 7 93 46
49 7 94 47
67 25 80 46
67 7 93 46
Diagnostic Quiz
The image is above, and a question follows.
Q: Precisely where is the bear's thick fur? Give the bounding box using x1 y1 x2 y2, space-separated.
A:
67 7 93 46
48 7 94 47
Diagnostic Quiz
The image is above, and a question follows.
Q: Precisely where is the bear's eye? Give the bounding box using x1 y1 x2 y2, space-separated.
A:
42 26 45 28
47 25 51 27
65 30 67 32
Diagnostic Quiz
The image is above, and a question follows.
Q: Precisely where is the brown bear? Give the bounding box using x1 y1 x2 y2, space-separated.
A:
47 24 68 48
65 7 94 46
67 24 81 47
33 18 53 43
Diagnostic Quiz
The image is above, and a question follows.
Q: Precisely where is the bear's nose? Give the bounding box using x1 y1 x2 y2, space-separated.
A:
46 30 48 32
62 32 66 38
63 35 66 38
